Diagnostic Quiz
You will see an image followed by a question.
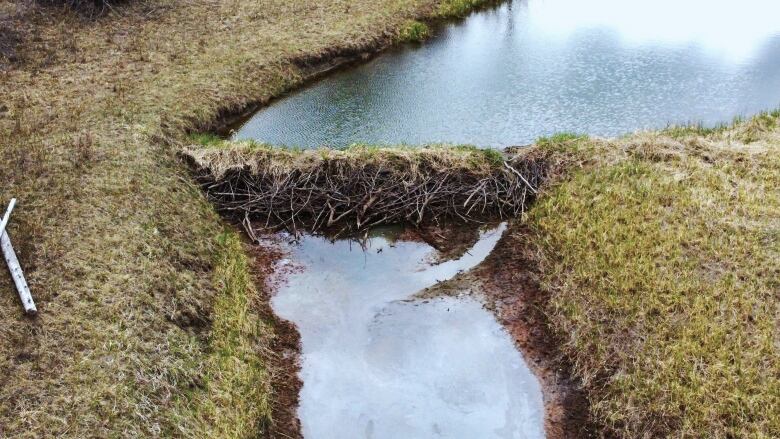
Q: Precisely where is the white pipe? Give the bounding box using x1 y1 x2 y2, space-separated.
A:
1 230 37 316
0 198 15 238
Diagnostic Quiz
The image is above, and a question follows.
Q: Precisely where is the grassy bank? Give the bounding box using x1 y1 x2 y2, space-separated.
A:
172 231 272 437
528 114 780 437
0 0 455 437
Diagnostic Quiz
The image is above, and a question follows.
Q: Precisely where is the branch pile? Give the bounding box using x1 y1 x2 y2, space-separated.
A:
185 143 547 237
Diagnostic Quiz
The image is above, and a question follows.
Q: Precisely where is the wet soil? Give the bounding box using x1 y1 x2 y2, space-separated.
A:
473 223 596 438
248 238 303 439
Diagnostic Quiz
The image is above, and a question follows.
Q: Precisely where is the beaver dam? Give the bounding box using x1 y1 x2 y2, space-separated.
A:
186 144 546 236
184 143 555 437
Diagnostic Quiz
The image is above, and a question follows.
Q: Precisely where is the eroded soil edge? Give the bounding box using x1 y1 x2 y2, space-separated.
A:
248 238 303 439
475 224 594 438
422 222 595 438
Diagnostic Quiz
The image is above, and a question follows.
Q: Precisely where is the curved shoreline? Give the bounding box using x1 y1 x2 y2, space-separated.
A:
474 225 595 438
202 2 507 138
417 222 594 438
248 220 592 438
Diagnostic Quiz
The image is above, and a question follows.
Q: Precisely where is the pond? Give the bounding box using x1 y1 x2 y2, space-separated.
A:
272 224 546 439
234 0 780 148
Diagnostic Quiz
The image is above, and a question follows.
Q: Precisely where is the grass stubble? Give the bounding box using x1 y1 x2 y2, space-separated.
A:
1 0 778 438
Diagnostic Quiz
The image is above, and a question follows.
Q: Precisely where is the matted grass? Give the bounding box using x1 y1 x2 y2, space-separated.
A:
528 114 780 437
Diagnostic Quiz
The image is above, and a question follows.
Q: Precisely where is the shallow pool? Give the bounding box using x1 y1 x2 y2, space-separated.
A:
271 225 545 438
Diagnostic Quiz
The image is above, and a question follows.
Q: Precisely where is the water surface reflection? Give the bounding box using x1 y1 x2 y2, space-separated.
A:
236 0 780 147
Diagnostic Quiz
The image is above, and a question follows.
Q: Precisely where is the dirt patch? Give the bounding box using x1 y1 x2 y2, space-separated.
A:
0 20 21 70
474 223 598 438
248 237 303 439
413 221 482 261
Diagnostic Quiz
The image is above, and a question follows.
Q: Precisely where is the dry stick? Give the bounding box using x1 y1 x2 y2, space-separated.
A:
504 161 538 195
200 156 542 235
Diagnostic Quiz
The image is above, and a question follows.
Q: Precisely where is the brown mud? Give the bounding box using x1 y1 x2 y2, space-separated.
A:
419 222 596 439
474 224 597 438
247 238 303 439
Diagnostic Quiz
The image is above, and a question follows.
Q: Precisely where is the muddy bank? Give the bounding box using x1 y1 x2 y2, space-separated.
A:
419 222 596 438
251 218 593 438
202 27 420 136
247 237 303 439
474 224 597 438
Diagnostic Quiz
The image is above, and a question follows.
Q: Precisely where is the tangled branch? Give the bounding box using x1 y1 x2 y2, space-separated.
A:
185 144 547 237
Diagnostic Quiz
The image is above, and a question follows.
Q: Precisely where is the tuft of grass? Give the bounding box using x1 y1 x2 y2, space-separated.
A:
437 0 499 18
189 132 226 147
398 20 430 42
534 133 590 158
536 132 588 145
527 113 780 438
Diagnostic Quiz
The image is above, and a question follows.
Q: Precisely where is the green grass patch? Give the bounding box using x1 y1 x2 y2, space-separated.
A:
175 231 272 438
528 114 780 437
398 20 430 42
189 133 226 147
663 122 727 139
437 0 499 18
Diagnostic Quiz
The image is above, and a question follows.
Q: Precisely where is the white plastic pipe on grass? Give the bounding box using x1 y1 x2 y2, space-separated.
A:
2 231 37 315
0 198 15 238
0 199 37 316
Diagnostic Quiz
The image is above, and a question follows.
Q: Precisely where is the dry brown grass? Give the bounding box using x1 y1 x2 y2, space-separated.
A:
528 114 780 438
0 0 448 436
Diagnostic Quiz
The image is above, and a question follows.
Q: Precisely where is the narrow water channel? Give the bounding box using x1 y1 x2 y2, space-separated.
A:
234 0 780 147
272 224 546 438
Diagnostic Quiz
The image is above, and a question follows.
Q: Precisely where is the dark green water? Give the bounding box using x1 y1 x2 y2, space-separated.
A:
234 0 780 148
